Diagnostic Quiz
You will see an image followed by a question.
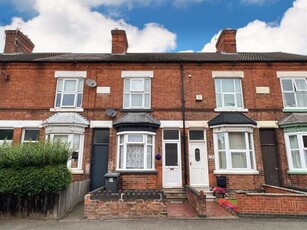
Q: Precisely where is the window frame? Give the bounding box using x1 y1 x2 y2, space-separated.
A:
284 132 307 172
116 131 155 171
48 133 84 172
122 71 153 110
0 128 14 144
213 127 258 174
280 78 307 110
21 129 40 143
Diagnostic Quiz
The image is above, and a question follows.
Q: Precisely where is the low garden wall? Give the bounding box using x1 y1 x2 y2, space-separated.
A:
84 189 166 219
236 184 307 217
185 185 206 217
0 180 90 219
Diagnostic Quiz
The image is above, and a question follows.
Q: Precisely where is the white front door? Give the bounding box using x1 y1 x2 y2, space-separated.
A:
163 130 182 188
188 130 209 188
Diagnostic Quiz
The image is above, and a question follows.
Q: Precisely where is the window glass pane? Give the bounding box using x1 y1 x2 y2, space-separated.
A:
93 130 109 144
62 94 75 106
303 136 307 148
131 79 143 91
124 94 130 108
219 151 226 169
189 130 204 140
294 79 307 91
224 94 235 107
119 145 124 169
144 94 150 108
64 80 77 91
147 145 153 169
221 79 234 92
55 93 61 107
195 148 200 162
57 79 63 91
0 129 14 140
289 135 299 149
217 133 225 150
70 152 79 168
283 92 296 107
128 134 143 142
24 130 39 141
304 150 307 168
124 79 130 93
229 133 246 149
126 145 144 169
147 135 153 144
53 135 69 142
291 150 302 168
231 152 247 168
281 79 294 91
164 130 179 140
236 93 243 107
216 93 222 108
165 143 178 166
235 79 241 92
131 94 143 107
78 79 84 92
296 92 307 107
77 93 82 107
144 79 150 93
120 135 124 144
214 79 221 92
73 134 80 151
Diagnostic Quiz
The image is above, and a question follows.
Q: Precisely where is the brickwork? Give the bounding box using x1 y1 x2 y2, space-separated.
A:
84 194 166 219
119 174 157 190
236 185 307 217
185 186 206 217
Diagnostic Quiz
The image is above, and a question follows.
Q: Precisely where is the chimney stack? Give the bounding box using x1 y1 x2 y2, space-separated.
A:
111 29 128 54
4 30 34 53
216 29 237 53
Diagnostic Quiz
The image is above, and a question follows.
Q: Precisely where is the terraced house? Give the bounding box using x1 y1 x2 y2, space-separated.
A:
1 29 306 196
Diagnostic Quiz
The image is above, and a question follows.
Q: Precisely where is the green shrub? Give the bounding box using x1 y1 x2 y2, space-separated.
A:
0 165 72 195
0 141 73 168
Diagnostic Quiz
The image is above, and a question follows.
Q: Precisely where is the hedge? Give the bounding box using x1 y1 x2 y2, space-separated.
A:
0 165 72 195
0 141 73 168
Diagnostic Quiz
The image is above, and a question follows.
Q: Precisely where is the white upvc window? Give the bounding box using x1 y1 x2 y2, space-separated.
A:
0 129 13 144
215 78 244 109
55 78 84 108
122 71 153 109
49 133 84 170
117 132 155 170
280 78 307 109
22 129 40 143
285 133 307 171
214 129 256 172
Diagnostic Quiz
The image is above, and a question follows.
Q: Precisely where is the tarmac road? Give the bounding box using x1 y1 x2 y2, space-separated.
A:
1 218 307 230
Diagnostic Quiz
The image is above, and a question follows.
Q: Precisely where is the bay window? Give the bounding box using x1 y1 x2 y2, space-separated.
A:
285 133 307 171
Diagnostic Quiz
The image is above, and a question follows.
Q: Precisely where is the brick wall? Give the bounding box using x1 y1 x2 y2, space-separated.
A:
185 186 206 217
236 185 307 217
84 194 166 219
119 174 157 190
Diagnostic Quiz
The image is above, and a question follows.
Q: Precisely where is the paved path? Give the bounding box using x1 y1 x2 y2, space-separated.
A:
1 218 307 230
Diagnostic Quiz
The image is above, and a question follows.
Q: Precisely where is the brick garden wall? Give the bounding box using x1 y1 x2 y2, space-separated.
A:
236 185 307 217
185 185 206 217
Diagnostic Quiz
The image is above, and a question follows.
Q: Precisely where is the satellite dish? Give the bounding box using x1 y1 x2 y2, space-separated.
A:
106 108 117 117
86 79 97 88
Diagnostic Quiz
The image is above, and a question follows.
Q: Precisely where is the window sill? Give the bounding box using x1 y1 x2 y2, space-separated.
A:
282 108 307 113
50 108 84 112
214 108 248 112
214 170 259 175
120 109 153 113
115 170 158 175
287 170 307 175
70 169 84 174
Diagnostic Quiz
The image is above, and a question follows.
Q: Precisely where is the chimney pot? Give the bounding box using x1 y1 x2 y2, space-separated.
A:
4 30 34 53
216 29 237 53
111 29 128 54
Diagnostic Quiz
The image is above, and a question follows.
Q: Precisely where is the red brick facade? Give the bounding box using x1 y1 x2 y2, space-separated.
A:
1 29 307 192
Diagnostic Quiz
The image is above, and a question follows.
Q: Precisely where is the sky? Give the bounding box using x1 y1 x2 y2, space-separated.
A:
0 0 306 54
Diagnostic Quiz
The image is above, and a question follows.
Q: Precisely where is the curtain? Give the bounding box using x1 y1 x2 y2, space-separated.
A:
126 144 144 169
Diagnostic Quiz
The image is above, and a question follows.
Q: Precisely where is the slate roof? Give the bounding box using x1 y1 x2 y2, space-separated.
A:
113 113 160 126
279 113 307 127
1 52 307 63
42 113 89 127
208 112 257 127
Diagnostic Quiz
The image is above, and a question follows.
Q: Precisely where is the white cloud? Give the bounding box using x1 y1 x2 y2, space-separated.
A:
202 0 307 55
241 0 266 4
0 0 176 53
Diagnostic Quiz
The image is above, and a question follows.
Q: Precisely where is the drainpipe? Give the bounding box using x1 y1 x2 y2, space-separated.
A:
180 62 188 186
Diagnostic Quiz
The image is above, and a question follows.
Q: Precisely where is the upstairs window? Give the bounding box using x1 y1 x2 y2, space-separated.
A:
215 78 243 109
281 78 307 109
54 71 86 110
122 71 153 109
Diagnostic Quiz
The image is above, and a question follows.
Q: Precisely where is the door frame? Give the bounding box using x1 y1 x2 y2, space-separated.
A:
162 129 182 188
